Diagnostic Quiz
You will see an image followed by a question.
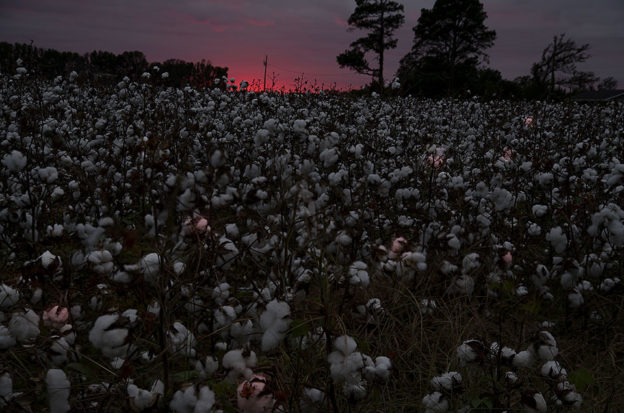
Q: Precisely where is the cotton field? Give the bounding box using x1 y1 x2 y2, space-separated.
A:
1 67 623 412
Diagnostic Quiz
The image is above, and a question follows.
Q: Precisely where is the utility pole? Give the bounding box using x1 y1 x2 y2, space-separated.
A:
263 55 268 92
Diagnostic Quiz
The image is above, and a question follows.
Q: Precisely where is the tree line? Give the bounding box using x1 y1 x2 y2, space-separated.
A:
337 0 618 98
0 42 228 88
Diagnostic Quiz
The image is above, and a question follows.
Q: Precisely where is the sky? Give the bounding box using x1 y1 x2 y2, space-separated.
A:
1 0 623 91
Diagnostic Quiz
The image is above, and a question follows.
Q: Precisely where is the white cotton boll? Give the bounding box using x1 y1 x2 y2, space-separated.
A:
532 204 548 217
0 372 14 406
1 150 27 172
46 369 70 413
319 148 338 168
9 309 40 343
556 381 582 407
422 391 449 413
522 391 547 413
230 320 254 345
504 371 519 385
0 325 16 349
260 299 291 351
127 380 164 411
140 253 160 283
49 337 71 366
568 290 584 308
0 284 19 308
348 261 369 287
541 361 567 379
457 340 483 365
449 275 474 295
195 356 219 378
222 349 258 381
87 250 114 275
490 188 514 211
168 322 196 357
88 314 129 358
546 227 567 254
110 357 125 369
216 236 239 270
512 349 534 368
363 355 391 381
462 253 480 273
528 222 541 236
225 223 240 239
170 386 197 413
516 285 529 296
600 278 620 292
38 166 59 183
447 234 461 250
47 224 64 237
336 232 352 246
431 371 462 392
40 250 60 269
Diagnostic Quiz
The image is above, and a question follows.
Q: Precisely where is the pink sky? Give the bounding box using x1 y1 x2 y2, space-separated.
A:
1 0 622 91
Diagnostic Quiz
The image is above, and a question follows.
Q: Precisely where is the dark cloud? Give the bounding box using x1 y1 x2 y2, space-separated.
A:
0 0 622 89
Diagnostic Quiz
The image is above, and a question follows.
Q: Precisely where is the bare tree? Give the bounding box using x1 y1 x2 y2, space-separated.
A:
531 33 593 95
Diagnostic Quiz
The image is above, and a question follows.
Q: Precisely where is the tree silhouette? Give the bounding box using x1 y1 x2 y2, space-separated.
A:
398 0 495 96
336 0 405 91
531 34 596 95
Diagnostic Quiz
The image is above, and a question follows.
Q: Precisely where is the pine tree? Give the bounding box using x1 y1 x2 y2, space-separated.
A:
398 0 495 96
337 0 405 91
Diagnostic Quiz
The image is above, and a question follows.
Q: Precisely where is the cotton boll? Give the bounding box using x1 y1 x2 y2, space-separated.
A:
512 349 535 368
170 385 215 413
363 355 392 381
195 356 219 379
461 253 480 273
532 204 548 217
541 360 567 379
87 250 114 275
127 380 164 411
223 349 258 381
521 390 547 413
327 335 365 387
457 340 485 365
88 314 130 358
38 166 59 183
0 325 16 349
259 299 291 351
40 250 61 270
430 371 462 392
46 369 70 413
568 290 584 308
1 150 27 172
534 331 558 361
448 275 474 295
555 381 582 408
168 322 196 357
0 372 15 406
0 284 19 308
216 236 239 270
140 253 160 283
422 391 449 413
348 261 369 287
546 226 567 254
9 309 40 343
